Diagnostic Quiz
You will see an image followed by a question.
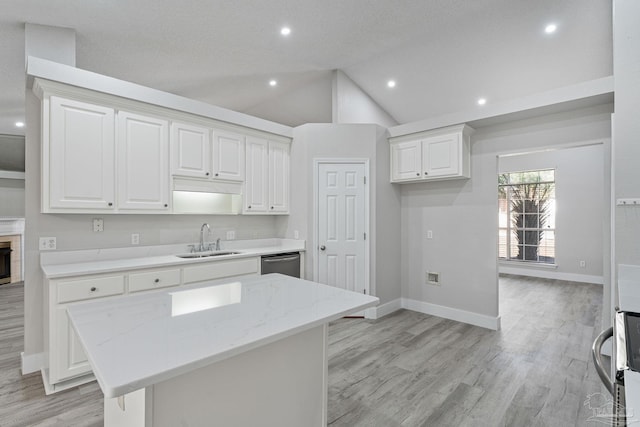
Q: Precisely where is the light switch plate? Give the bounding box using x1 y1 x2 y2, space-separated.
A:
226 230 235 240
131 234 140 245
39 237 57 251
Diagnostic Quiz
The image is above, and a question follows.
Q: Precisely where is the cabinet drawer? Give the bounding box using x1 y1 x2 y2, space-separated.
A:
129 268 181 293
57 275 125 303
183 257 258 284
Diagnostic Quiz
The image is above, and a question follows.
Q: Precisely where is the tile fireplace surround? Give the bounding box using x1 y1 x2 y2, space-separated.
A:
0 218 25 284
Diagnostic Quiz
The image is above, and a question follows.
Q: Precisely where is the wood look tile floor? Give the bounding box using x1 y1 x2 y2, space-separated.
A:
0 275 605 426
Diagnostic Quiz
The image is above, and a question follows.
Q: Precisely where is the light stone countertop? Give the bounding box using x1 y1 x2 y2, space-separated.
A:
41 238 305 279
67 273 378 398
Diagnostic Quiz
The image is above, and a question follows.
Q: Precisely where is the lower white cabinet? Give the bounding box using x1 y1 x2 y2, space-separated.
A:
43 258 259 393
389 124 473 183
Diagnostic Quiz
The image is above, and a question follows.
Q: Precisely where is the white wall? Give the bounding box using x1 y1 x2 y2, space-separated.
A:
400 104 612 324
0 178 25 217
498 144 605 282
281 123 401 305
332 70 398 128
613 1 640 284
244 74 333 127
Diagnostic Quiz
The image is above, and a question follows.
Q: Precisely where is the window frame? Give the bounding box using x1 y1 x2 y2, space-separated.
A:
498 169 556 265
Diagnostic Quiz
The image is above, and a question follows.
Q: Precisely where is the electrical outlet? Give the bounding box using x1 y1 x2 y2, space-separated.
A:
226 230 235 240
426 271 440 286
294 230 299 239
427 230 433 239
579 260 586 268
39 237 57 251
92 218 104 232
131 233 140 245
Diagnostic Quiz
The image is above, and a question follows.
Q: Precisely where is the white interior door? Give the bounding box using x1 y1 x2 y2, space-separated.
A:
317 162 367 294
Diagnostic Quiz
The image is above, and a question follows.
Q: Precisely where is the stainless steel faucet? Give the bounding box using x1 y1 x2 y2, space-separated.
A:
215 237 221 251
199 223 211 252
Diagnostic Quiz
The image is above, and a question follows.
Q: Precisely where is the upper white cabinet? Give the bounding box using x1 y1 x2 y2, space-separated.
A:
117 111 170 211
212 130 245 182
390 124 473 183
35 80 291 215
171 122 211 179
48 97 116 210
244 137 290 214
268 141 290 213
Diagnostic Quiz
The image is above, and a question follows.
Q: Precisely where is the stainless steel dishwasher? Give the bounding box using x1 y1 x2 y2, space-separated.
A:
260 252 301 278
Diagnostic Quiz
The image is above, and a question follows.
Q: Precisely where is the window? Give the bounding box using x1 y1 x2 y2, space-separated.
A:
498 169 555 264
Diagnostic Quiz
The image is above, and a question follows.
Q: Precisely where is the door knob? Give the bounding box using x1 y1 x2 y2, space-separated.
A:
320 245 326 251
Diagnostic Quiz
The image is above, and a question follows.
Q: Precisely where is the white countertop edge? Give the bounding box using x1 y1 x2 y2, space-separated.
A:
41 239 305 279
74 297 378 398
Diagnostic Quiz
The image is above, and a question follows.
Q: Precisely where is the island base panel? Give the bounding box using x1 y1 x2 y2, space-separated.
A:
106 324 328 427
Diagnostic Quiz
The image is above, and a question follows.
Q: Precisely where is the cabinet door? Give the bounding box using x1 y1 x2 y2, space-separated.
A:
268 142 290 213
390 140 422 181
212 130 245 181
49 96 115 210
422 133 460 178
51 306 91 383
244 136 269 213
171 122 211 178
117 111 170 211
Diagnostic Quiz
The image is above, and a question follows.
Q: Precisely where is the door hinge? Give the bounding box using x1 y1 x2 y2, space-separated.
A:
363 289 366 294
364 232 367 240
364 176 367 184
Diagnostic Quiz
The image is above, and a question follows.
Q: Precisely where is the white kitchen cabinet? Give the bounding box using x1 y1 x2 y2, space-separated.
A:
171 122 212 179
48 274 125 386
268 141 290 213
43 257 260 393
212 130 245 181
389 124 473 183
390 140 422 181
244 137 269 213
47 96 116 211
117 111 170 211
244 137 290 214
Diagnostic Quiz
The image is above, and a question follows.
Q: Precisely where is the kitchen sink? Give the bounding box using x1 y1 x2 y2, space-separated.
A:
176 251 241 259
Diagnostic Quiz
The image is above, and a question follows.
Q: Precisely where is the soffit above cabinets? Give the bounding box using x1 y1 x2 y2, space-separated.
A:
28 56 294 140
388 76 614 138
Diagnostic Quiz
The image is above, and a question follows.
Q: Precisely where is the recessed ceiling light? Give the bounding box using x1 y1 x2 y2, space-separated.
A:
269 80 277 87
15 121 24 128
387 80 396 88
545 23 557 34
477 98 487 106
280 27 291 36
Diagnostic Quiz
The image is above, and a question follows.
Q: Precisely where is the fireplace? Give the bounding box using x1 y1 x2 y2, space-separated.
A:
0 241 11 285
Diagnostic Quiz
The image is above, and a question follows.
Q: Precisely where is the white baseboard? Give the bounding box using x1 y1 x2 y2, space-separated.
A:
499 265 603 285
402 298 501 331
366 298 402 320
21 351 43 375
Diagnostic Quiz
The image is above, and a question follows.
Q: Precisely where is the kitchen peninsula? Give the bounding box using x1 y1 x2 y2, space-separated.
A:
67 272 378 426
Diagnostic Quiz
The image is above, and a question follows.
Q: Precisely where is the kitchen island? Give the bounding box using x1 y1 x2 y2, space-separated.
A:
67 273 378 427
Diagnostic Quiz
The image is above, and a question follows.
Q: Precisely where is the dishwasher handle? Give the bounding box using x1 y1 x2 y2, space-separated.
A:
592 326 614 396
262 256 299 263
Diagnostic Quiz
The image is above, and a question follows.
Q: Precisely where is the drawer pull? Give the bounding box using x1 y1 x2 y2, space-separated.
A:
90 287 97 292
154 279 160 283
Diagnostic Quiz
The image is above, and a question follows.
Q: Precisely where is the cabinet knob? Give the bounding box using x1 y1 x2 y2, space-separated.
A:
164 204 168 208
416 173 420 176
154 278 160 283
108 202 113 206
215 173 219 177
424 172 428 175
270 206 274 210
248 205 251 209
90 287 97 292
206 172 210 176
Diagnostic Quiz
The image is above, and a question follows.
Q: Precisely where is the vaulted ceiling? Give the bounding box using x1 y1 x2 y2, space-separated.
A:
0 0 612 137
